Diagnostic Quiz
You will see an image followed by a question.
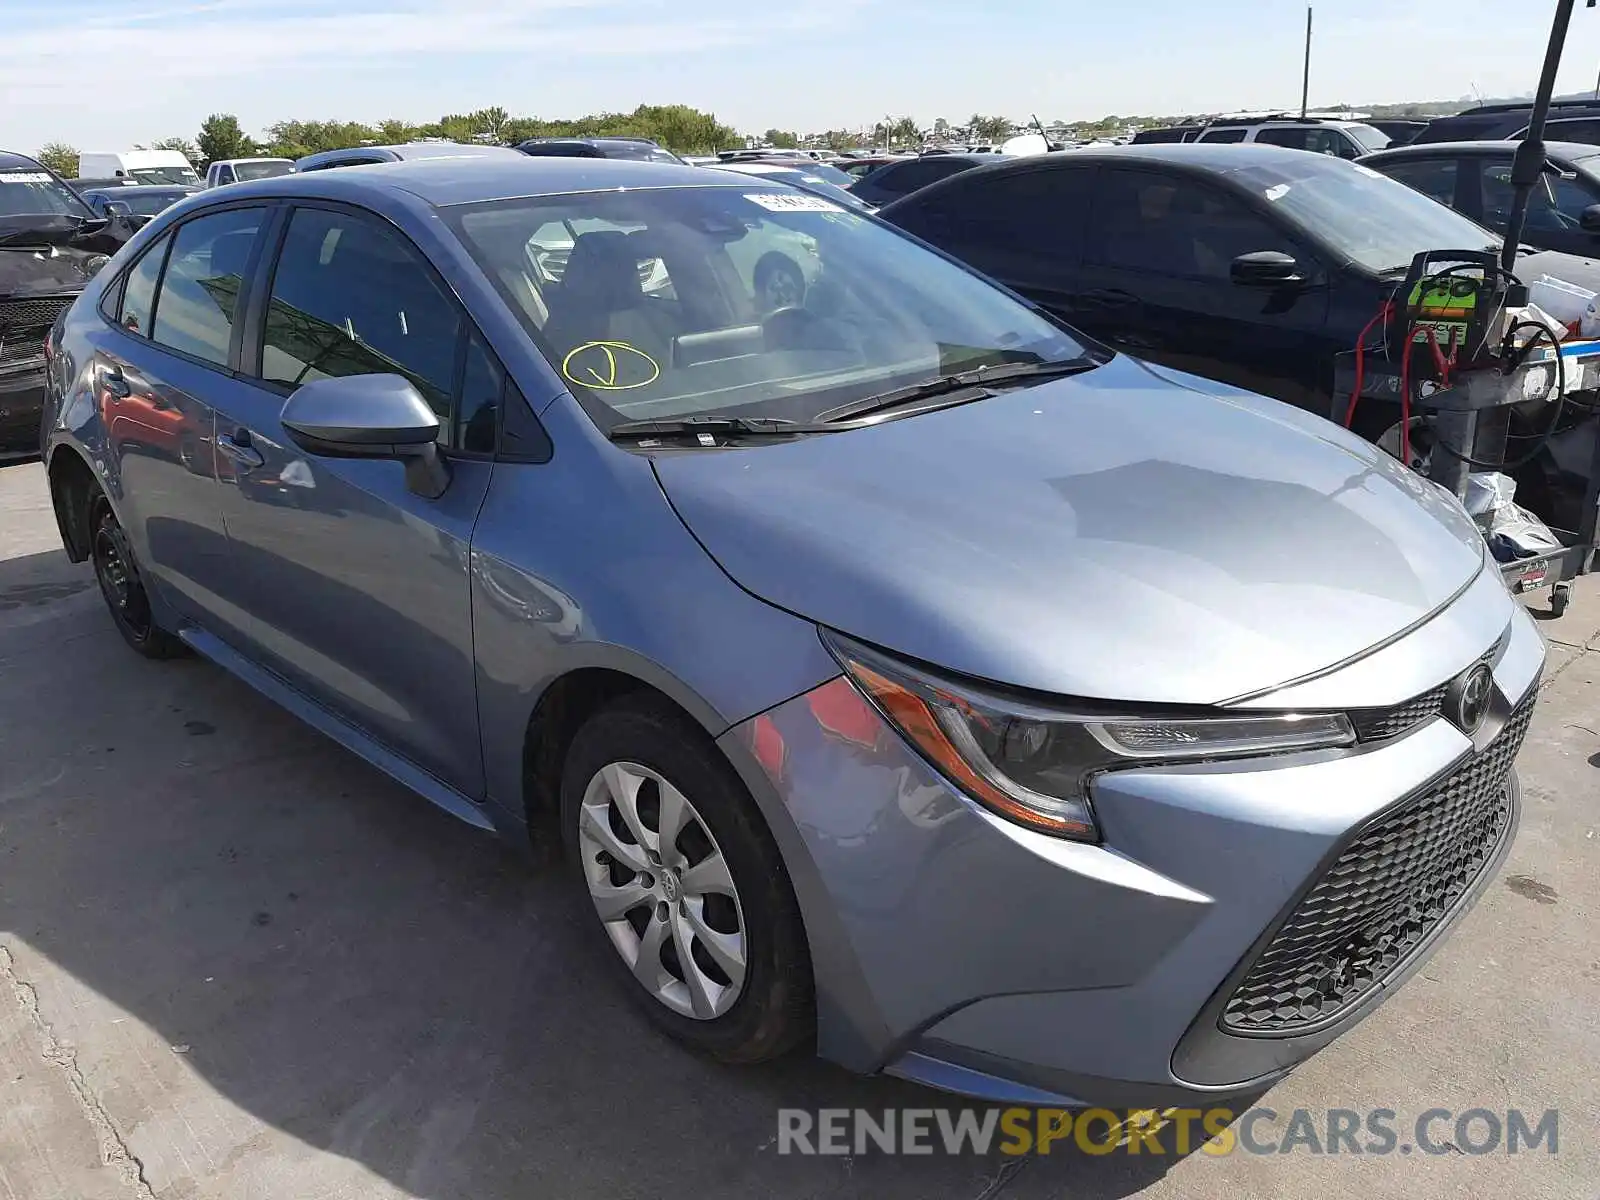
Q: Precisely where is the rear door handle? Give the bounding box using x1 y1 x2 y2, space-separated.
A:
216 429 264 470
99 365 131 398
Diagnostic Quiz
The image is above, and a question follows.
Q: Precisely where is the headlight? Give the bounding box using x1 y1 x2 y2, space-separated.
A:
823 632 1355 843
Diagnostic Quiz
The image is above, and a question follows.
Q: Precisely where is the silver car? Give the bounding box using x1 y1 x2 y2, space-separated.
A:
39 157 1543 1106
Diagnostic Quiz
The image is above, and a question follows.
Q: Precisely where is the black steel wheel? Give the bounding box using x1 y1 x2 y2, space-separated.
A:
90 496 184 659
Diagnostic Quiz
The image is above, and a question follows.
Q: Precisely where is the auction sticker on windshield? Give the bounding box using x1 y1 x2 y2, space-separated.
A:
744 193 843 213
0 171 54 183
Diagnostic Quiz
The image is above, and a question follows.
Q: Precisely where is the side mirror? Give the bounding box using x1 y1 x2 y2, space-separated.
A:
280 374 451 498
1231 250 1306 288
1580 203 1600 233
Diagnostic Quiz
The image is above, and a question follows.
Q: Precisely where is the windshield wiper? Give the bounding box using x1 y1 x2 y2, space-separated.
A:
607 415 831 442
814 358 1100 425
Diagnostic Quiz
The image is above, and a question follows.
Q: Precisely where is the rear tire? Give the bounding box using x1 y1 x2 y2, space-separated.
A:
560 695 813 1063
90 494 185 660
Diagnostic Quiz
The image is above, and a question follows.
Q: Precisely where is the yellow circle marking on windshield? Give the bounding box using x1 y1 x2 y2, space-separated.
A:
562 341 661 391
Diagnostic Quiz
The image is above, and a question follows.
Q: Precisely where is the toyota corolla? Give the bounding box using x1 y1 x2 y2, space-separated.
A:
40 158 1543 1106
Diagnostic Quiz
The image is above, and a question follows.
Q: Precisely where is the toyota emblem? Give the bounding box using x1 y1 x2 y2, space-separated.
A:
1448 663 1495 735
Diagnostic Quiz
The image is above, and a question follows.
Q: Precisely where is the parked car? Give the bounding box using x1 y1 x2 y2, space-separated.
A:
834 154 909 180
1192 116 1390 158
77 150 201 186
42 156 1543 1109
705 160 873 212
1368 119 1431 147
1413 98 1600 145
79 185 199 230
0 151 115 456
517 137 684 164
1131 125 1204 145
1360 139 1600 257
879 142 1600 526
848 152 1005 207
205 158 294 188
294 142 525 172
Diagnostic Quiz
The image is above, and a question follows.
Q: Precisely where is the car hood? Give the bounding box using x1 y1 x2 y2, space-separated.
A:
0 245 100 298
652 356 1488 705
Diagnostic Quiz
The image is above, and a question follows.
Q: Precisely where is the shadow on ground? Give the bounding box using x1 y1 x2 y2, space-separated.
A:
0 546 1186 1199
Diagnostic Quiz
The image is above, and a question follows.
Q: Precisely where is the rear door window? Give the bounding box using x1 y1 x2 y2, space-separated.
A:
1377 157 1460 208
1256 128 1311 151
1481 160 1600 236
149 207 266 367
1197 128 1248 144
114 233 173 337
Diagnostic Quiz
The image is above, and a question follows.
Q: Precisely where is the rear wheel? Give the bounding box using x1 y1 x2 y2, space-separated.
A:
90 495 185 659
561 695 813 1062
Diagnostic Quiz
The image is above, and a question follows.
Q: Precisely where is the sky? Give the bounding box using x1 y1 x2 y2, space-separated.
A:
9 0 1600 150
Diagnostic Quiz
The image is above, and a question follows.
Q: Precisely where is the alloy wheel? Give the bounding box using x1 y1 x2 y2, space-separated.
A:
577 761 748 1020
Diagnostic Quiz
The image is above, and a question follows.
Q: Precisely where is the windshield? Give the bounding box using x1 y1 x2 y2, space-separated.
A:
129 165 201 185
234 160 293 181
1343 124 1392 153
0 166 93 218
446 186 1086 428
1232 158 1495 273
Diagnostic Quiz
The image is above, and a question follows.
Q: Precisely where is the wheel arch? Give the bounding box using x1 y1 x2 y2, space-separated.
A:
45 443 103 563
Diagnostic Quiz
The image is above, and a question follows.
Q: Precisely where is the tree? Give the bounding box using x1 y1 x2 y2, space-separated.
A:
763 128 799 149
890 115 921 147
35 143 78 177
968 114 1013 144
197 114 251 166
932 117 950 141
149 136 201 164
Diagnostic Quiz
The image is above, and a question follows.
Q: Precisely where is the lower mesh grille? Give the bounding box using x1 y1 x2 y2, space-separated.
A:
1221 686 1536 1036
0 296 72 367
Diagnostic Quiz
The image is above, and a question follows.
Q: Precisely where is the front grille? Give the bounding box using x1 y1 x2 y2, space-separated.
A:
0 297 73 367
1221 685 1536 1036
1349 684 1449 742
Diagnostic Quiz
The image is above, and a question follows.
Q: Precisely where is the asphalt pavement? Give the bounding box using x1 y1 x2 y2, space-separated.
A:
1 458 1595 1200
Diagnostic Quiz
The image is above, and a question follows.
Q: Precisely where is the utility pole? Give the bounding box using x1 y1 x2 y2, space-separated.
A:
1300 7 1313 119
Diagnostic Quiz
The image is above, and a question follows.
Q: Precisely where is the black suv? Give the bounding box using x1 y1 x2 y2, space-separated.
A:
880 143 1600 525
1 151 118 458
515 137 684 164
1413 98 1600 145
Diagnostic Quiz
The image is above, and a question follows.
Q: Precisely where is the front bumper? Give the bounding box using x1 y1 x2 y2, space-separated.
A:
0 364 46 455
720 569 1545 1106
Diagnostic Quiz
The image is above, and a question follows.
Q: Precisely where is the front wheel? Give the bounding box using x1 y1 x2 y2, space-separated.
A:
561 696 813 1062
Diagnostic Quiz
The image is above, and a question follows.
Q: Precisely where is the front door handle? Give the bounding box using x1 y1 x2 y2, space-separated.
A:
98 365 131 398
216 429 265 470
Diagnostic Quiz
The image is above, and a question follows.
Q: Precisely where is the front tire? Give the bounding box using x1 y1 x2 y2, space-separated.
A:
561 695 813 1063
90 494 185 659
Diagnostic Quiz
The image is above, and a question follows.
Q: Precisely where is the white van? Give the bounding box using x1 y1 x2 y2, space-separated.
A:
77 150 201 186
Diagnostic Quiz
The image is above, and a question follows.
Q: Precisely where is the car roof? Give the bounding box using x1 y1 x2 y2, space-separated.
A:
82 184 196 194
1361 139 1600 162
208 155 759 209
295 142 523 169
1022 142 1328 172
0 150 48 172
886 153 1007 167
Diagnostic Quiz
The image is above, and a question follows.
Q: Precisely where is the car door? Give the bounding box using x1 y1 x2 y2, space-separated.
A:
886 163 1093 316
1477 156 1600 256
213 201 494 797
82 203 272 641
1073 165 1332 407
